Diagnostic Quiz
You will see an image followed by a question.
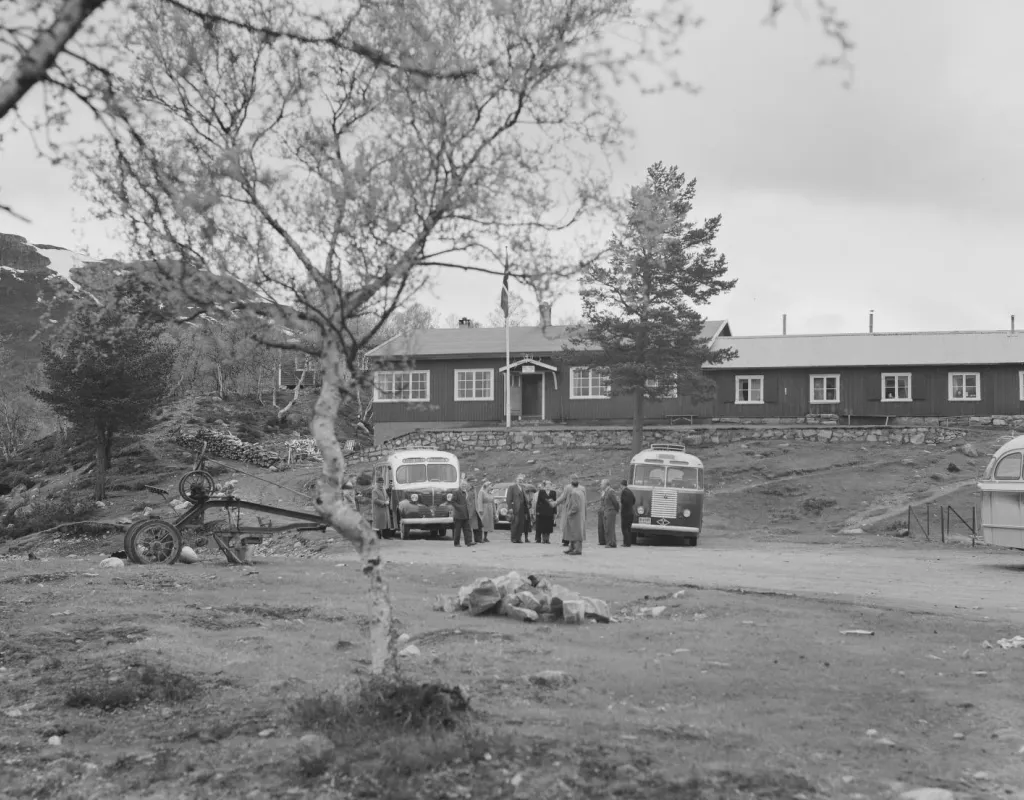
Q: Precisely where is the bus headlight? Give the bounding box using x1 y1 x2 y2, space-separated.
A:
683 509 691 518
446 493 453 501
636 505 645 516
410 493 419 503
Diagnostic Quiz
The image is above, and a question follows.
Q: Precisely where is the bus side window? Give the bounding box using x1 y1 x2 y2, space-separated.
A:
994 452 1023 480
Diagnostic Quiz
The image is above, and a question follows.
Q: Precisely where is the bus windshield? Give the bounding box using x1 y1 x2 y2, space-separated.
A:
395 463 457 484
630 463 702 490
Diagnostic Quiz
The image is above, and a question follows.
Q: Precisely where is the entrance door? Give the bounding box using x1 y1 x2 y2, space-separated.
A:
522 374 543 417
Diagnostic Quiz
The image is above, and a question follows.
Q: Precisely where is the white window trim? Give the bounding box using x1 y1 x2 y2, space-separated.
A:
373 370 431 403
881 372 912 403
948 371 980 402
809 373 840 404
735 375 764 405
454 368 494 402
1019 371 1024 402
569 367 611 400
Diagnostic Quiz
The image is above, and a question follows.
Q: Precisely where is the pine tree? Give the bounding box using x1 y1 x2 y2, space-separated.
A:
32 278 175 499
567 162 738 454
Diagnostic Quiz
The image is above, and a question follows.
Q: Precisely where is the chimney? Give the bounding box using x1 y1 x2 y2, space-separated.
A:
869 310 874 334
782 314 787 336
458 317 473 329
539 302 552 327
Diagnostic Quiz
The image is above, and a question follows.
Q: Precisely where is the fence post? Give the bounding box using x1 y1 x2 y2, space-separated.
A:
926 503 931 541
907 505 911 538
941 506 945 544
973 506 977 547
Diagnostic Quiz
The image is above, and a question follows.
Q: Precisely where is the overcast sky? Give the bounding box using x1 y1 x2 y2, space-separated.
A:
3 0 1023 336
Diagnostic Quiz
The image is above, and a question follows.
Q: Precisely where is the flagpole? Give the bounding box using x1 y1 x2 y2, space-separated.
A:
504 248 511 428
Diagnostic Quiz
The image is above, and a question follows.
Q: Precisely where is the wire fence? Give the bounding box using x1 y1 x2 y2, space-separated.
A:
907 503 977 546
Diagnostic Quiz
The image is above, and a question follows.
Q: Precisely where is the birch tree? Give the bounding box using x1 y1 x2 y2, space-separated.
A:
68 0 686 677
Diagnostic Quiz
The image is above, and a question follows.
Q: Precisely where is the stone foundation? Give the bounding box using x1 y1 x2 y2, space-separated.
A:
356 423 976 463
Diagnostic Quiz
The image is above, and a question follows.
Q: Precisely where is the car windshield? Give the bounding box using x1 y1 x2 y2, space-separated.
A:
395 463 457 485
491 484 511 500
630 463 702 490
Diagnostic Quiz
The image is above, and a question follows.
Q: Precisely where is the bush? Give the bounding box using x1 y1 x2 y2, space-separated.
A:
66 663 194 711
801 497 837 516
3 491 84 539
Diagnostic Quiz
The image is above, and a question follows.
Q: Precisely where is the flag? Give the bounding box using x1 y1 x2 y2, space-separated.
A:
499 253 510 320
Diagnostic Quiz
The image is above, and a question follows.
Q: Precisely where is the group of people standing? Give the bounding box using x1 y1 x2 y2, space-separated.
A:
369 472 639 556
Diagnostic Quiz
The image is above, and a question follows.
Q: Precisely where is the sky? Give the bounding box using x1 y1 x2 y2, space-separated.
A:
3 0 1024 336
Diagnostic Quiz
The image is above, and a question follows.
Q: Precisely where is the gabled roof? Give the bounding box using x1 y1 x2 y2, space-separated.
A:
366 319 730 360
706 330 1024 370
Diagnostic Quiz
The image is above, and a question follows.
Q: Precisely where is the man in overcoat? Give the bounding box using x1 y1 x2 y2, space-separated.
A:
506 474 530 543
371 477 390 539
562 474 586 555
619 479 636 547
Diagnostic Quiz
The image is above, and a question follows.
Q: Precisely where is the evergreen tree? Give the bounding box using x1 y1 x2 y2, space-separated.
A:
32 278 175 499
567 163 738 454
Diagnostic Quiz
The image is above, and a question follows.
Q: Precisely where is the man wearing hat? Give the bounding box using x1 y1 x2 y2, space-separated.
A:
506 473 530 544
561 474 586 555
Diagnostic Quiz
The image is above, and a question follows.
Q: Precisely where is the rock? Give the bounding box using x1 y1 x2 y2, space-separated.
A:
99 557 125 569
296 732 334 776
671 589 686 598
909 433 926 445
178 546 199 564
142 506 156 518
433 595 461 614
506 605 539 623
993 418 1008 426
562 599 585 624
465 580 502 615
639 606 666 618
47 735 62 746
961 443 979 458
399 644 420 657
549 584 581 615
527 670 576 688
458 578 490 608
396 633 411 646
901 458 915 465
615 763 641 779
258 728 275 738
514 591 542 613
493 571 528 597
581 597 611 623
898 790 956 800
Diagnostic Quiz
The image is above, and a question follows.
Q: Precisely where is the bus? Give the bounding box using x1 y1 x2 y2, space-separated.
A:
626 444 705 546
372 450 460 540
979 434 1024 549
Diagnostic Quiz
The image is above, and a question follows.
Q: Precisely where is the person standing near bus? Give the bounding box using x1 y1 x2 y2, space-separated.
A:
506 474 530 544
599 478 620 548
450 481 476 547
620 479 636 547
563 474 585 555
371 477 390 539
535 481 557 544
477 481 495 543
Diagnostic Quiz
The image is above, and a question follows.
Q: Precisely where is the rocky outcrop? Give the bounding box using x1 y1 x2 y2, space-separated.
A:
172 427 282 469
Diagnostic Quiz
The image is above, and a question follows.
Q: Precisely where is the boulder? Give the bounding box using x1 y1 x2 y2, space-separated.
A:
562 599 586 624
458 578 490 608
433 595 461 613
514 591 542 613
527 670 576 688
296 732 334 776
493 571 528 597
549 584 581 616
178 546 199 564
506 605 539 623
581 597 611 623
639 606 666 618
466 580 502 616
398 644 420 657
961 443 979 458
99 557 125 569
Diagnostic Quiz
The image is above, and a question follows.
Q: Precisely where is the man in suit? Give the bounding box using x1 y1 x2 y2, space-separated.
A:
506 473 530 543
619 479 636 547
599 478 619 548
449 480 477 548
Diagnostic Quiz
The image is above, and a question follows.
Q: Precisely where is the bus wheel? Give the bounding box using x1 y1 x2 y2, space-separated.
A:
683 537 698 547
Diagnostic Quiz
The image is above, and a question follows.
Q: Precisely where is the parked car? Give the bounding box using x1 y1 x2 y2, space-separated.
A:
489 481 536 529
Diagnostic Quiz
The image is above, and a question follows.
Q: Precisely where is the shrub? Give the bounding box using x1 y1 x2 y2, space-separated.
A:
65 663 194 711
801 497 837 516
3 491 83 539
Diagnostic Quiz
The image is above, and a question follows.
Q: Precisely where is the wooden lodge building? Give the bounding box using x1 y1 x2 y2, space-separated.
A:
364 311 1024 445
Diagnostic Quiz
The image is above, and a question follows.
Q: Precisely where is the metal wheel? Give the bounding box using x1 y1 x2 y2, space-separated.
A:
123 520 149 564
179 470 215 502
127 519 183 565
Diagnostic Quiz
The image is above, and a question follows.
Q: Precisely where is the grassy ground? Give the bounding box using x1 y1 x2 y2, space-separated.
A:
2 558 1024 799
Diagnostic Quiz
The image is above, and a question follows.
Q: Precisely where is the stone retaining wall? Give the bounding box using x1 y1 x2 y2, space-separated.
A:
355 424 971 463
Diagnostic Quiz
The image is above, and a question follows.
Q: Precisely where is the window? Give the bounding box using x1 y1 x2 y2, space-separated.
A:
1019 371 1024 401
882 373 911 402
294 354 319 373
629 463 703 490
735 375 764 404
810 374 840 404
570 367 610 399
995 453 1023 481
395 462 457 484
949 372 980 401
373 370 430 402
645 376 678 399
454 369 493 401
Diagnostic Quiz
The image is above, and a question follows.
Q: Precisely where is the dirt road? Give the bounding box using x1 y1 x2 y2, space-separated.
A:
367 534 1024 627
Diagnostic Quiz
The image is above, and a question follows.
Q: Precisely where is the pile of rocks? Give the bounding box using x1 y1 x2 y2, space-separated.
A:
435 571 611 624
173 427 282 469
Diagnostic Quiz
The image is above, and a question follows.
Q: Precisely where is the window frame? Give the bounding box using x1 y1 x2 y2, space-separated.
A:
453 368 495 402
994 452 1023 481
881 372 912 403
373 369 431 403
735 375 765 405
948 371 980 402
645 375 678 399
1019 371 1024 402
809 374 840 404
569 367 611 400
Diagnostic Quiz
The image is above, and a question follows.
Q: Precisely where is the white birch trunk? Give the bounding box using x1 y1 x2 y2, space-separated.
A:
311 339 396 677
277 368 306 420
